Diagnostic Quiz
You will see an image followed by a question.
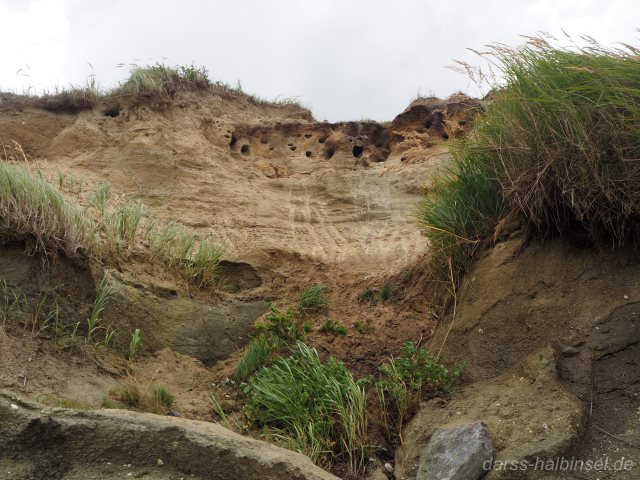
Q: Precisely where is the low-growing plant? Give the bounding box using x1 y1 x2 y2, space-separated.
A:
244 342 368 473
105 200 144 251
38 79 100 113
376 342 463 435
113 63 211 97
103 325 117 347
153 385 174 409
357 288 377 305
210 391 244 432
187 236 226 287
354 319 371 335
38 394 92 410
128 328 144 360
233 335 283 382
88 181 111 217
380 282 396 302
320 318 347 336
298 284 329 313
0 279 24 328
0 159 89 256
261 303 307 344
0 280 73 339
87 275 115 341
29 293 60 337
108 380 174 414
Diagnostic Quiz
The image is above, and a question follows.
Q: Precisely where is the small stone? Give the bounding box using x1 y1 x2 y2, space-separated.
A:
157 459 164 466
561 346 580 358
10 404 18 410
384 462 394 473
624 294 629 300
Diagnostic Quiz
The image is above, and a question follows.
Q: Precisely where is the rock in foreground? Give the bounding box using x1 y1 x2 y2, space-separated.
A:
417 422 493 480
0 391 338 480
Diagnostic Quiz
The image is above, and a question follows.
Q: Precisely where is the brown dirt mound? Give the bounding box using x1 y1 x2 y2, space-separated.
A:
421 236 640 479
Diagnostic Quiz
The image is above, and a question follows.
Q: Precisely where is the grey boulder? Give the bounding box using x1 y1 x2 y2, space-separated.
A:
417 421 493 480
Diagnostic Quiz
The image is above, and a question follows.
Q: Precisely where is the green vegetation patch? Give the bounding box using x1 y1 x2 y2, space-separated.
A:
376 342 463 434
418 37 640 281
244 342 367 473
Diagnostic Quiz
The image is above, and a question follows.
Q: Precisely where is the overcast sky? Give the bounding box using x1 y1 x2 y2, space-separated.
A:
1 0 638 121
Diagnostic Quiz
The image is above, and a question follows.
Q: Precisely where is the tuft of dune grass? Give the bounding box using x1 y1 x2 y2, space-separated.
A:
418 35 640 281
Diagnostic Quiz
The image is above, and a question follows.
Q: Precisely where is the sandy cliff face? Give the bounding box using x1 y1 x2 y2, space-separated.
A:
0 90 475 372
0 88 484 479
0 90 443 285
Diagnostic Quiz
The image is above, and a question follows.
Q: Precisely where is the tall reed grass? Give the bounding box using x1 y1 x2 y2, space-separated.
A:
418 35 640 280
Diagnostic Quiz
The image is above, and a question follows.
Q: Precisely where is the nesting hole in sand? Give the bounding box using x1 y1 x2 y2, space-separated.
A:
352 146 364 158
241 144 250 154
305 151 313 158
324 147 335 160
229 134 237 149
104 107 120 117
318 137 327 144
442 133 449 140
304 133 312 139
290 146 297 151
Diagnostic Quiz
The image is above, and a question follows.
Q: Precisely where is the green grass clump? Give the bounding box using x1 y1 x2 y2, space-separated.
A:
108 380 175 414
38 78 101 113
235 302 307 381
357 288 377 305
258 303 308 343
186 236 226 287
88 181 111 216
419 36 640 281
244 342 367 473
233 334 283 382
153 385 175 409
147 221 225 288
0 161 89 256
354 319 371 335
38 394 92 410
380 282 396 301
105 200 145 251
320 318 347 336
87 275 116 341
298 284 329 313
236 286 331 381
416 147 505 278
113 63 210 97
128 328 144 360
376 342 463 434
478 39 640 243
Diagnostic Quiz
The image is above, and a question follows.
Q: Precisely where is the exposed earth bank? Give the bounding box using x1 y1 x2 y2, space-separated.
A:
1 87 637 479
